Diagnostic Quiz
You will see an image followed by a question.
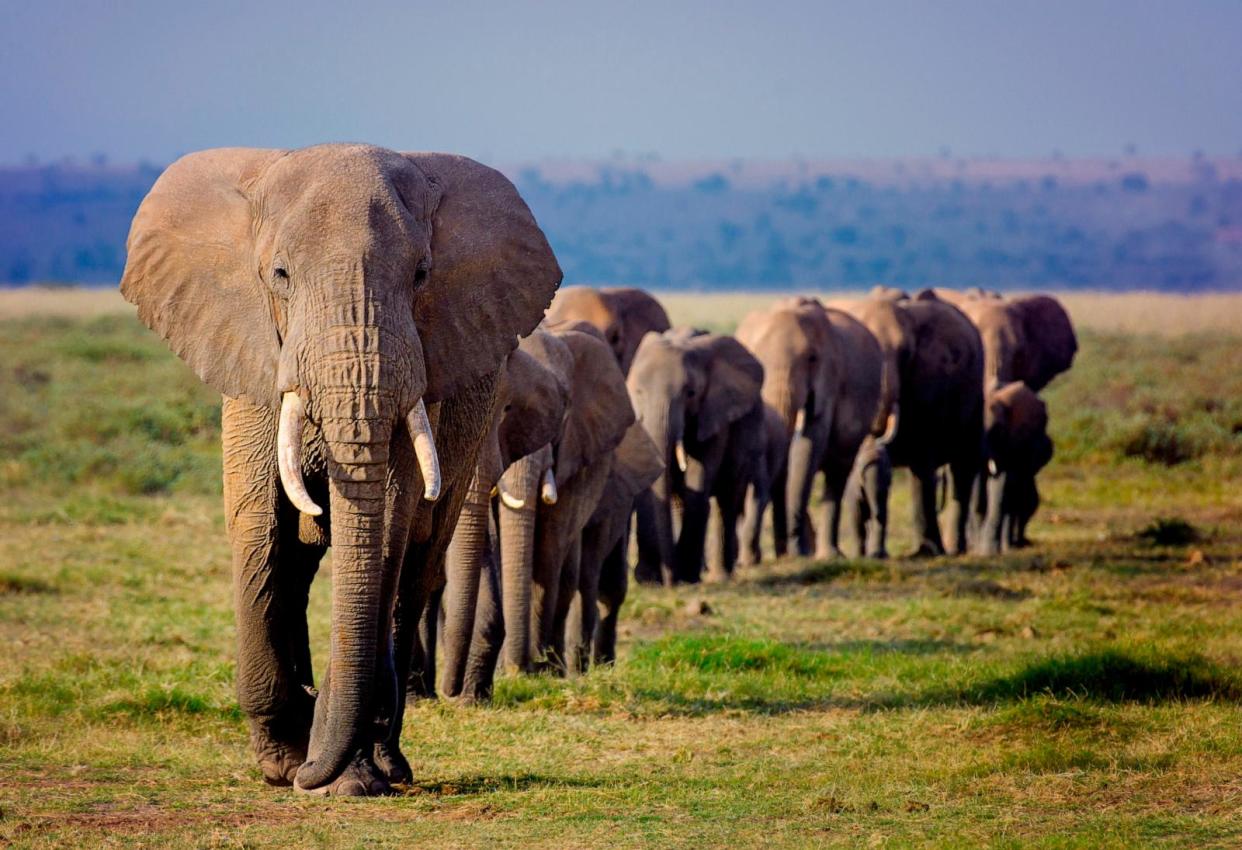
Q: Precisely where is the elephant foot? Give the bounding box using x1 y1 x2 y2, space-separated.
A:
295 751 393 797
908 542 944 559
865 548 889 560
373 740 413 785
1011 537 1032 550
247 689 314 786
815 546 845 561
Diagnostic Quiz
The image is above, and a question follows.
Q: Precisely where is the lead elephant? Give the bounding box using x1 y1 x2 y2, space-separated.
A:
120 144 560 796
546 286 672 375
735 298 883 561
492 324 634 673
830 290 985 556
630 329 765 585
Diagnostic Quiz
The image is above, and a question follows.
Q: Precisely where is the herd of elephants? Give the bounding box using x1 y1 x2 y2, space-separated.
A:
117 144 1077 796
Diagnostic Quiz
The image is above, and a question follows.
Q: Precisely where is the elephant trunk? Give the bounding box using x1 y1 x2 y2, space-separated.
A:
294 409 395 792
498 450 544 672
636 405 680 586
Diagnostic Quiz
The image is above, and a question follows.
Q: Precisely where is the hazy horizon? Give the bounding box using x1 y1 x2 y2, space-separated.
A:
3 1 1241 164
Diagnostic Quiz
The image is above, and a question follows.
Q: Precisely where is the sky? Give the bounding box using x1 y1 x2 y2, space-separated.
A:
2 0 1241 165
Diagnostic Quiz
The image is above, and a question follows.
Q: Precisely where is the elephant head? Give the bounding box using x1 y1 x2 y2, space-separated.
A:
546 286 671 375
629 329 764 584
1009 295 1077 392
120 144 560 792
736 298 840 442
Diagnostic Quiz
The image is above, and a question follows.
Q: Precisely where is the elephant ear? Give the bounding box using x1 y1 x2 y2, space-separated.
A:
610 421 665 501
602 287 671 373
403 153 562 402
1011 295 1077 391
692 335 764 442
554 329 635 482
119 148 287 406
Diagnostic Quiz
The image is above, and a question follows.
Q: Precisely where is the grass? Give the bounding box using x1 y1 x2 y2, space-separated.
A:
1 291 1241 847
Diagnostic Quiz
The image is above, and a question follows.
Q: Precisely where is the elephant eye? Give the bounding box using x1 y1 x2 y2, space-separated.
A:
413 258 431 289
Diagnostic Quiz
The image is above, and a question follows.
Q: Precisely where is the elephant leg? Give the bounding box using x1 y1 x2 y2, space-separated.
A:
411 586 440 699
673 488 710 584
462 533 503 701
785 433 820 556
222 398 324 787
529 504 569 669
738 481 765 567
815 462 850 560
568 516 609 675
634 489 668 586
705 498 728 582
862 461 890 559
594 536 628 666
947 455 981 556
771 466 789 558
439 471 490 699
543 537 582 674
909 465 945 557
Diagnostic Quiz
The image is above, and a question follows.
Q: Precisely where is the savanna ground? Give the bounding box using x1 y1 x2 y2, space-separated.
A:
1 288 1240 848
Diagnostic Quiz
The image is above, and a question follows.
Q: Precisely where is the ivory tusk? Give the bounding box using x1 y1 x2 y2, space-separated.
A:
988 458 999 477
877 403 900 446
794 408 807 436
540 468 558 505
497 478 526 510
674 440 688 473
277 391 323 517
406 399 442 502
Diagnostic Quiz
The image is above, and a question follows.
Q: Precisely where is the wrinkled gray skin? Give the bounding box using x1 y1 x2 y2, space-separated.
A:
492 325 634 674
831 290 985 556
630 329 766 585
546 286 672 376
120 145 560 796
975 381 1053 555
735 298 883 561
565 420 664 671
428 349 567 702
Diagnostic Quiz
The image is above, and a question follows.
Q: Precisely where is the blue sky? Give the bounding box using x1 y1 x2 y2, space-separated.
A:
2 0 1240 164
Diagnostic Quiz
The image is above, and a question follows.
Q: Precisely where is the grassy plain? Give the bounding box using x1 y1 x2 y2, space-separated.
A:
1 290 1240 848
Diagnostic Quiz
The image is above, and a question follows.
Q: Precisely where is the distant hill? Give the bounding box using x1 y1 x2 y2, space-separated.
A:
2 155 1241 290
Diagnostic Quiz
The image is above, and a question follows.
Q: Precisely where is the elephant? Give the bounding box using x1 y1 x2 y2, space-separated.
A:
975 381 1054 555
491 323 634 673
844 435 893 558
119 144 560 796
829 290 985 557
735 298 883 562
629 328 766 585
934 289 1078 392
432 346 567 702
546 285 672 375
565 419 664 672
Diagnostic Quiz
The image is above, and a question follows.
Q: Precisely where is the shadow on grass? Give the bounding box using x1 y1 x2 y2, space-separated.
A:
0 572 58 595
946 649 1242 705
749 559 890 588
401 772 606 797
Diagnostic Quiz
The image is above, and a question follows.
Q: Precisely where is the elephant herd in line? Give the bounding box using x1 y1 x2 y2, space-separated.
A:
117 144 1076 796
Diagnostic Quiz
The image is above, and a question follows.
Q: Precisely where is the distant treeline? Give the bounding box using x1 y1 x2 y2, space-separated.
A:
2 157 1241 290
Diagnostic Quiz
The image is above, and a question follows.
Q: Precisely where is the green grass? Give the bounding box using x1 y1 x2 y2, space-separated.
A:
2 309 1241 847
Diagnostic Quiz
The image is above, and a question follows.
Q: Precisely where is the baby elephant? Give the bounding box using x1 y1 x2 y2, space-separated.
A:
975 381 1053 555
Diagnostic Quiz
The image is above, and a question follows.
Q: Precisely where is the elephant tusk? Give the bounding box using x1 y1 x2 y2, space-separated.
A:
794 408 807 436
498 478 526 510
877 404 900 446
277 391 323 517
674 440 688 473
491 484 499 498
540 468 558 505
988 458 999 477
406 399 442 502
